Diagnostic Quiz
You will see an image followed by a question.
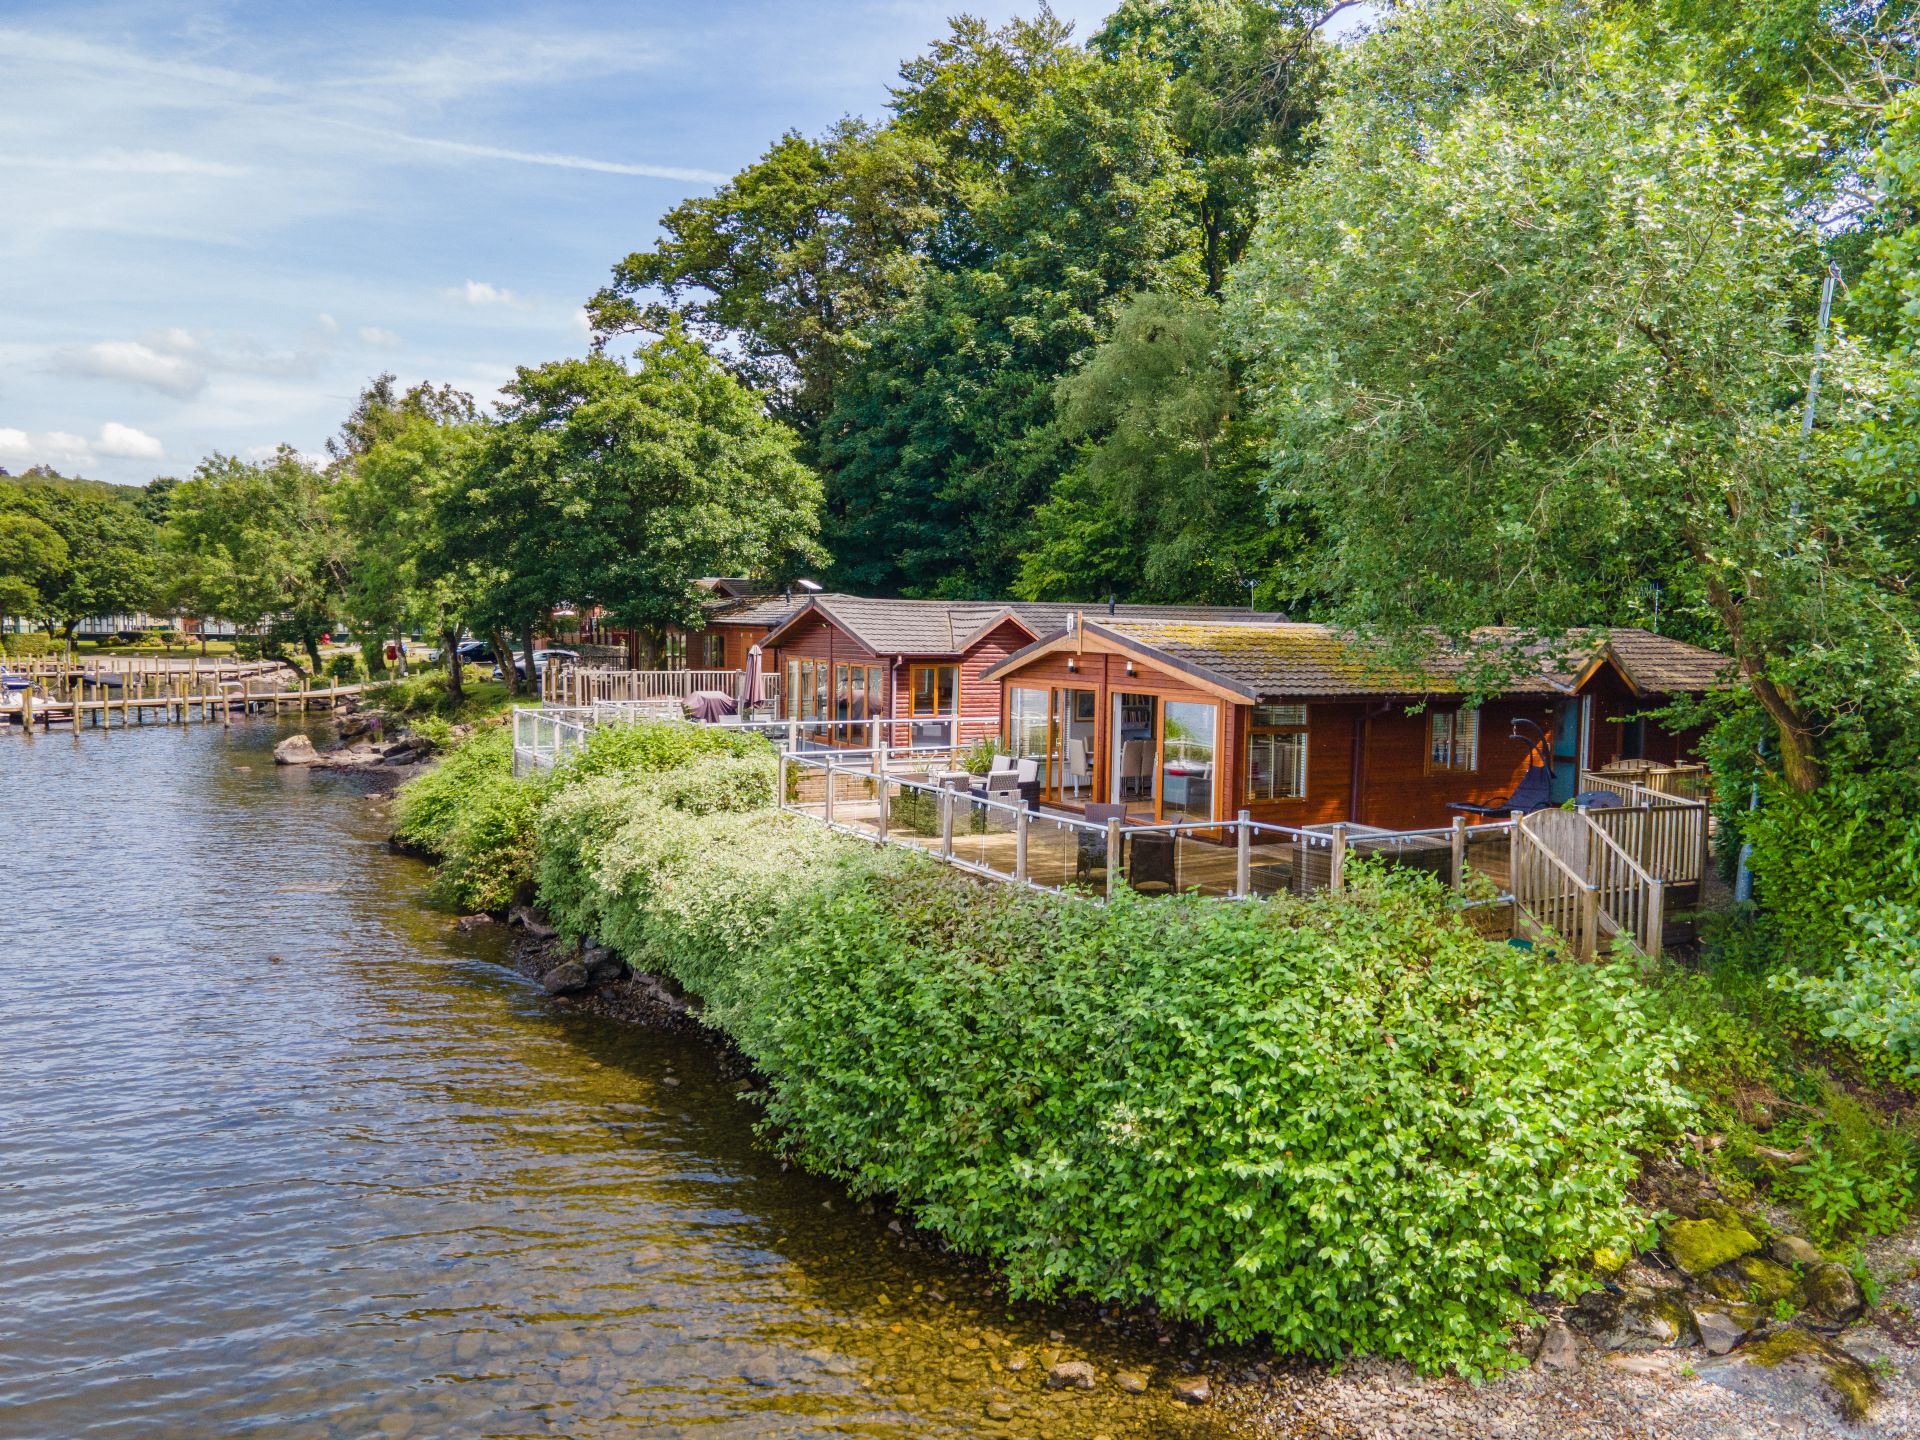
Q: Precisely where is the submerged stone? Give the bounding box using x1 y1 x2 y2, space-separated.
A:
1663 1214 1762 1276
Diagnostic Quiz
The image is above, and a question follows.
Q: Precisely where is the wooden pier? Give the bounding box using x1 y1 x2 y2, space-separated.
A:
4 658 364 733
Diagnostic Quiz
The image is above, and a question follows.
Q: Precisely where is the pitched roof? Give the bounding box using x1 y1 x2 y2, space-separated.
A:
983 619 1733 702
753 595 1289 656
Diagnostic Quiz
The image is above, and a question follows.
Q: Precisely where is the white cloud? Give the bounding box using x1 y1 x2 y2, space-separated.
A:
572 307 593 338
95 421 164 459
358 326 401 348
316 313 340 335
0 148 251 178
0 427 95 465
449 279 522 307
0 428 32 456
56 337 207 397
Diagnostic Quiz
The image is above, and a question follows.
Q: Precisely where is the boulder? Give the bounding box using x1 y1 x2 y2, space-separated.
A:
1530 1319 1582 1371
1569 1287 1695 1351
582 941 629 986
540 961 589 995
273 733 319 766
1696 1325 1878 1421
1170 1376 1212 1405
1728 1255 1803 1309
508 905 558 940
1663 1214 1762 1276
1691 1306 1751 1357
1045 1360 1096 1390
1804 1263 1865 1325
1768 1234 1824 1270
1114 1370 1149 1394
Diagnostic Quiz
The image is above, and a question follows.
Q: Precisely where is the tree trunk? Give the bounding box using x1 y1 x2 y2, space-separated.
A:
393 626 409 678
520 619 539 701
443 627 463 702
490 629 516 695
304 632 322 675
1703 572 1822 793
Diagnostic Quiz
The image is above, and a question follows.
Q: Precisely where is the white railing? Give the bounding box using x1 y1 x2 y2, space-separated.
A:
777 750 1523 920
512 705 593 775
546 666 780 707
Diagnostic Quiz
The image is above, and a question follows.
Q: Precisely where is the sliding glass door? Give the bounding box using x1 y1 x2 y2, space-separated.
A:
1111 692 1159 819
1160 700 1219 824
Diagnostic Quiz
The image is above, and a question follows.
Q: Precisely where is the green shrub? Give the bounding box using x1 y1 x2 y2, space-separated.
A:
537 802 1690 1375
3 632 53 657
327 653 363 683
393 725 519 855
1780 1081 1919 1244
562 717 771 781
1778 902 1920 1082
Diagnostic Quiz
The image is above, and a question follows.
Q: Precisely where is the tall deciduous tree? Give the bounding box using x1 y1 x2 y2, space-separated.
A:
1228 2 1913 794
161 448 347 671
0 474 158 645
440 332 824 675
0 510 68 635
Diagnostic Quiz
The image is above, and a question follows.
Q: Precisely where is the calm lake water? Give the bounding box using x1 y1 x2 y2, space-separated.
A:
1 720 1233 1440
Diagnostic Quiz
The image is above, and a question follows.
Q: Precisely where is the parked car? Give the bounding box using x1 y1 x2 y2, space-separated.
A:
429 639 494 666
493 648 579 681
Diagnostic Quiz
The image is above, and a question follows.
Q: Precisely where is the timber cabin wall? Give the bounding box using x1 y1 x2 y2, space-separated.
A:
1580 665 1705 767
991 645 1563 830
1352 700 1554 829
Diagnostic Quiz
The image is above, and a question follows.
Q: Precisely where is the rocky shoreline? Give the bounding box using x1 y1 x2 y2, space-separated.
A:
478 905 1920 1439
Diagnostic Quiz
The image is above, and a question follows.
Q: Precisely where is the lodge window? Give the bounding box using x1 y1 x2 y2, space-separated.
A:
909 663 958 716
661 631 686 669
696 632 726 668
1428 707 1481 773
1246 703 1308 802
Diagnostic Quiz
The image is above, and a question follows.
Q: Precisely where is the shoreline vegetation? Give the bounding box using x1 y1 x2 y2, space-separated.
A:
382 706 1920 1412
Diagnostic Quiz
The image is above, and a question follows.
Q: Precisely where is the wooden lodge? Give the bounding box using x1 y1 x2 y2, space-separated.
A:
978 617 1729 830
755 596 1290 749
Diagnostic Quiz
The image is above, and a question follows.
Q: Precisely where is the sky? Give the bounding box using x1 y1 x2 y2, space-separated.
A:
0 1 1366 488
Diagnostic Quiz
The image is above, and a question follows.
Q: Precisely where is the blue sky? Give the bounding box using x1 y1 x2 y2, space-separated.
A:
0 1 1362 487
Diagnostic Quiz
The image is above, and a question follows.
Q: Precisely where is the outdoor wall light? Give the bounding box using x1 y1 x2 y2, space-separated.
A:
1125 661 1136 677
1067 658 1079 673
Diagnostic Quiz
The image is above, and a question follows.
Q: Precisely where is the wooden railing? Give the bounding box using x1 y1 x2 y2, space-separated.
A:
544 666 779 706
1512 806 1673 957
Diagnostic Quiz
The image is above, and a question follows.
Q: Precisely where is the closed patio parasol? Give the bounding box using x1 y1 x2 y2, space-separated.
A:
742 644 763 708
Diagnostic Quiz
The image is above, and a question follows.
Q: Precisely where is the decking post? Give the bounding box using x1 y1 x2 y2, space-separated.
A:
787 718 798 753
1647 878 1666 960
776 752 788 812
875 735 888 775
824 763 836 827
1330 823 1347 893
1015 806 1029 884
875 770 890 844
1107 818 1123 900
1450 815 1467 893
20 687 31 728
1580 882 1600 959
941 788 956 861
1235 810 1251 898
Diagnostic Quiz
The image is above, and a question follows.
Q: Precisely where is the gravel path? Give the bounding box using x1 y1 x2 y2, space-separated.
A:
1234 1239 1920 1440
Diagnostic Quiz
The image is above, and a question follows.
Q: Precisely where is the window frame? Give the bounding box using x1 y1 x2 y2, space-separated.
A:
908 663 959 717
1426 707 1481 774
1245 703 1309 803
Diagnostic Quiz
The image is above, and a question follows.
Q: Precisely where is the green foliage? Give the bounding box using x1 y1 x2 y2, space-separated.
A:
1018 290 1304 605
1779 903 1920 1082
326 653 363 683
2 631 54 658
528 764 1689 1373
561 715 772 781
365 672 510 723
0 470 158 636
392 725 520 858
958 735 1008 775
160 448 346 667
1781 1081 1919 1244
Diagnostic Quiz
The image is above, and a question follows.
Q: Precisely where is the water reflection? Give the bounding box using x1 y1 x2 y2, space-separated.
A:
0 722 1232 1439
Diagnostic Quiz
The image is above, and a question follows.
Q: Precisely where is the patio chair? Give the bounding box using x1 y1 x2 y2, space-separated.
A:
1126 830 1178 894
1014 756 1041 808
1446 762 1551 819
1065 737 1092 797
1076 802 1126 883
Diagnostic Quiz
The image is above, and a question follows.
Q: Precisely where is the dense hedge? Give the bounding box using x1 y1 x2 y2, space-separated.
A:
523 755 1691 1374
